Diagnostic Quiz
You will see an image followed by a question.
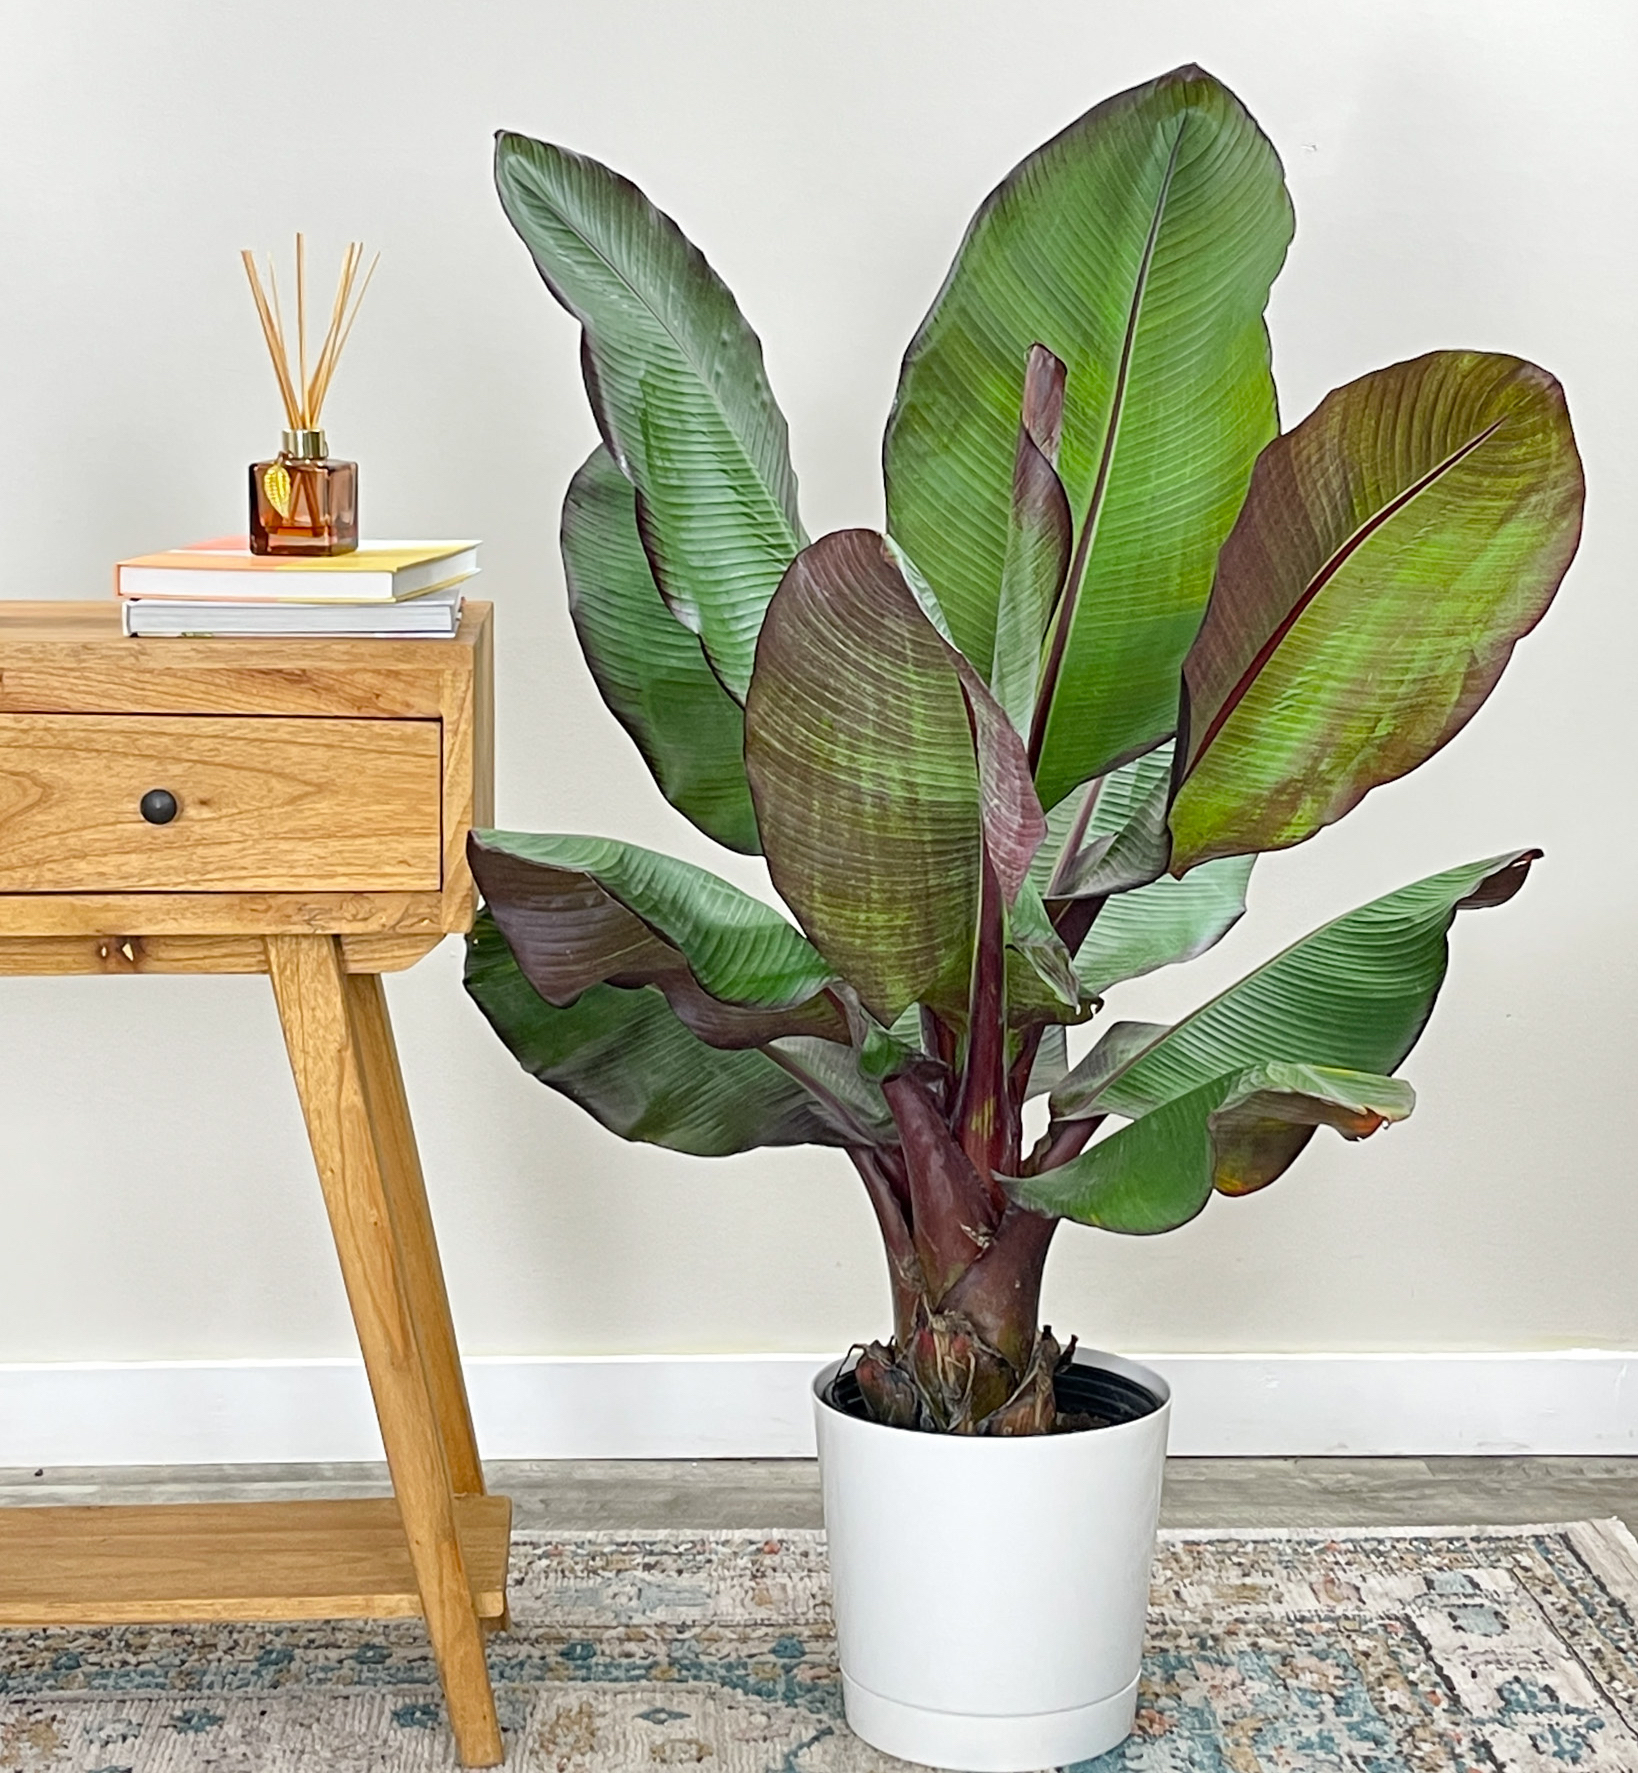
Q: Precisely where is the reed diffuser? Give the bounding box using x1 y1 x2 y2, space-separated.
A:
242 235 378 555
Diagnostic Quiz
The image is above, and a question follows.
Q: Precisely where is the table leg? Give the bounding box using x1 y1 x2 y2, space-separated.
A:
268 934 504 1768
346 970 487 1499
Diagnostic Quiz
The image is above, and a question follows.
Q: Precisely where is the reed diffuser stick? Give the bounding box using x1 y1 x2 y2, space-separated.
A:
310 242 354 414
239 250 300 427
295 232 308 427
312 251 379 420
241 235 377 433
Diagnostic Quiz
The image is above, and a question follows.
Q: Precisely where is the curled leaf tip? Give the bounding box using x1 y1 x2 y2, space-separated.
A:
1456 848 1541 910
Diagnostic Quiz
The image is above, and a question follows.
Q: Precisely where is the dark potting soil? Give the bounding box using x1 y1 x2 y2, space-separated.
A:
828 1359 1161 1435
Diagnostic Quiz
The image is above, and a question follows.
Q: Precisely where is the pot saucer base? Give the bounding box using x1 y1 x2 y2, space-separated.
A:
840 1669 1139 1771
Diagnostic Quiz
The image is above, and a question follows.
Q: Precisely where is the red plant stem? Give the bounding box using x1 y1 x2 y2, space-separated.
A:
1052 890 1109 957
922 1005 958 1074
938 1204 1059 1375
883 1072 998 1302
954 851 1014 1201
848 1147 922 1344
873 1140 911 1212
1008 1024 1045 1114
1027 1115 1102 1175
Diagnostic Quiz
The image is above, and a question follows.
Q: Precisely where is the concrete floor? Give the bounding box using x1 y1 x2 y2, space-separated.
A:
3 1457 1636 1533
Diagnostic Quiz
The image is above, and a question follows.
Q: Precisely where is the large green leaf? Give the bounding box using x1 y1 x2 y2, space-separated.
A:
744 529 1043 1024
1075 853 1254 997
1170 352 1584 871
881 539 1047 908
464 912 867 1155
564 446 760 853
496 132 804 700
883 65 1293 806
1052 851 1536 1122
1009 1062 1413 1231
468 831 846 1049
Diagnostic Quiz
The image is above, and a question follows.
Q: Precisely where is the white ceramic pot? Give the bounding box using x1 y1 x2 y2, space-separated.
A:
812 1348 1170 1772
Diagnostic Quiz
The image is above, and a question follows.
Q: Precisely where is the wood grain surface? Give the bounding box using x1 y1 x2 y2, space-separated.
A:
0 930 446 975
347 971 488 1501
0 890 449 938
0 600 492 938
0 601 487 719
0 605 506 1761
0 714 442 893
269 933 503 1764
0 1494 511 1625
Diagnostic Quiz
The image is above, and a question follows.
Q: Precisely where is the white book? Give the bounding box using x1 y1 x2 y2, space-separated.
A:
123 582 466 638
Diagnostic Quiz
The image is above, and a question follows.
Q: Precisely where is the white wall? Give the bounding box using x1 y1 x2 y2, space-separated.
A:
1 0 1633 1374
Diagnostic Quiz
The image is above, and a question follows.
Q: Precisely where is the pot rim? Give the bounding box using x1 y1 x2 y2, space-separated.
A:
812 1344 1171 1445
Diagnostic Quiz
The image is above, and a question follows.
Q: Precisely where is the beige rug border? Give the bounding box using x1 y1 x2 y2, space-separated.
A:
506 1516 1638 1611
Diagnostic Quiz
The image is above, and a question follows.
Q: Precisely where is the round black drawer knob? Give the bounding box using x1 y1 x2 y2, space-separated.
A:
139 788 179 825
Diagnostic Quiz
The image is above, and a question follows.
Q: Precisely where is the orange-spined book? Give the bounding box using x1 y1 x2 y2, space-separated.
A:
116 537 479 603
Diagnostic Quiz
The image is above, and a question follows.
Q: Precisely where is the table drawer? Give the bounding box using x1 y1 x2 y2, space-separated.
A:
0 715 443 892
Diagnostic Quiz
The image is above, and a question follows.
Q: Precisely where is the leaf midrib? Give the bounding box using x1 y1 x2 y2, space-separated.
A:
1186 414 1507 771
1027 116 1190 770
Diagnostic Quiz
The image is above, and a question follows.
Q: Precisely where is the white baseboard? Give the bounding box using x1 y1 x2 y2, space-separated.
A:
1 1351 1634 1467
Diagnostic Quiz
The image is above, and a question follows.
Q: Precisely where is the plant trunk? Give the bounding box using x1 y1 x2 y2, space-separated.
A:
849 1070 1063 1435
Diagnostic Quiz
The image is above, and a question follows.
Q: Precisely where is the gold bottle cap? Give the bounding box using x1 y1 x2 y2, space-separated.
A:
281 428 328 459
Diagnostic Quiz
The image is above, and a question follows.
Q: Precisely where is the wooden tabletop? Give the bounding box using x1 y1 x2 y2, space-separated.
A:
0 600 491 717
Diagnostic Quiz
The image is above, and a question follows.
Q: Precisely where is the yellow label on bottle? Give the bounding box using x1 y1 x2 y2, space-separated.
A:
262 461 292 518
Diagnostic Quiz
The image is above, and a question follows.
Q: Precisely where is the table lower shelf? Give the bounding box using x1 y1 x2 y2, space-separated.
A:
0 1494 512 1625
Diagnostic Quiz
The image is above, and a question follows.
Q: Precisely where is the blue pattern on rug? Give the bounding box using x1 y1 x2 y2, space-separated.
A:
3 1523 1637 1769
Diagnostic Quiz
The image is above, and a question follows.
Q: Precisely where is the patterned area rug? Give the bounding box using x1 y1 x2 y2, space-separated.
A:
3 1521 1637 1771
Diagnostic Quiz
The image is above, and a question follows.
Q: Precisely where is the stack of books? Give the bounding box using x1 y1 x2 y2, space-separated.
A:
115 538 480 638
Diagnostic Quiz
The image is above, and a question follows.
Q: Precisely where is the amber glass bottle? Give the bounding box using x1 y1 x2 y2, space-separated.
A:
249 429 358 556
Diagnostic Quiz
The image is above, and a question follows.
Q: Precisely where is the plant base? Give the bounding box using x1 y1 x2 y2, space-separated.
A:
841 1672 1139 1773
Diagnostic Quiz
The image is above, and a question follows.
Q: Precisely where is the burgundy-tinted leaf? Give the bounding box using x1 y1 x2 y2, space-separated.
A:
1171 352 1584 870
746 530 1043 1020
470 835 847 1050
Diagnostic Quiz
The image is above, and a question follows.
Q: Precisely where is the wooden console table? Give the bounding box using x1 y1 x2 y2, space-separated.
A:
0 600 507 1767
